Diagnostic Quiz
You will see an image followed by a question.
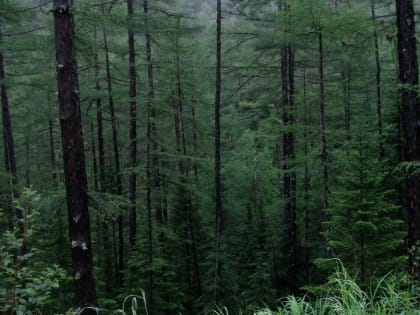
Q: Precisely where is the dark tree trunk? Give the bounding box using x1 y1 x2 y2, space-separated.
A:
127 0 138 253
144 0 156 313
371 2 384 158
25 135 30 187
342 68 351 141
173 31 202 305
281 44 297 295
214 0 224 305
52 1 97 310
103 27 124 288
94 27 112 296
95 49 105 193
303 67 310 285
396 0 420 280
319 31 329 210
191 103 199 180
0 27 22 235
90 121 99 192
49 117 58 187
359 155 366 287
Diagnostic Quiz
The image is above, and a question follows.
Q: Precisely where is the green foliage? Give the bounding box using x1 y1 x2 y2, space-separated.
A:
0 0 412 313
0 189 68 314
235 264 418 315
114 293 149 315
317 118 405 286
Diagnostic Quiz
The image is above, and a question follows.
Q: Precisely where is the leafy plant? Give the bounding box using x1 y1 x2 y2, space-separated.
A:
0 188 67 314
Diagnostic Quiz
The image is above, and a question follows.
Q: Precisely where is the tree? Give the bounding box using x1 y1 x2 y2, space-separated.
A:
127 0 138 254
0 22 22 245
320 120 405 286
214 0 224 305
371 1 384 158
395 0 420 280
143 0 156 312
52 0 97 311
279 1 297 293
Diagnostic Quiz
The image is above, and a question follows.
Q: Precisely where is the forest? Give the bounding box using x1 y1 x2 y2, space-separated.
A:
1 0 420 314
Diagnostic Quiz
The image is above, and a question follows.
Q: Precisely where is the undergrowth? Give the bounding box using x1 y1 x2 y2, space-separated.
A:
73 264 420 315
227 265 419 315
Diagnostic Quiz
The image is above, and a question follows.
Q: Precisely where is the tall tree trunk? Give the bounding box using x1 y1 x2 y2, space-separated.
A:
49 117 58 186
103 27 124 288
191 103 199 180
173 30 202 305
371 2 384 158
0 27 22 236
25 134 30 187
282 44 297 295
342 68 351 141
94 27 112 296
95 43 105 193
90 121 99 192
144 0 156 313
359 153 366 286
52 1 97 310
214 0 224 304
395 0 420 280
319 31 329 210
127 0 138 253
303 67 310 284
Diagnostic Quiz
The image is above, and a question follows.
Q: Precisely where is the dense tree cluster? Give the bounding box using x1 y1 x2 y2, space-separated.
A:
0 0 419 314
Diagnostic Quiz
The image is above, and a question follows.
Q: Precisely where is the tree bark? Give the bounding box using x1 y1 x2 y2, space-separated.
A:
144 0 156 313
94 26 112 296
0 27 22 235
303 67 310 284
214 0 224 305
52 1 97 310
319 31 329 210
371 2 384 158
103 27 124 289
127 0 138 253
49 116 58 187
90 121 99 192
24 134 30 187
396 0 420 280
191 103 199 180
173 29 202 304
281 44 297 295
342 68 351 141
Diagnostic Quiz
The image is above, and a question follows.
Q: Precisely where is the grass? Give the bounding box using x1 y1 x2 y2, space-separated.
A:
78 265 420 314
212 264 420 315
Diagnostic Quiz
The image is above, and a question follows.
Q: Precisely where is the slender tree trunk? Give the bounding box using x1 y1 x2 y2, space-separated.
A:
173 32 202 303
359 154 366 287
319 31 329 210
342 68 351 140
94 27 112 296
281 44 297 295
49 117 58 186
53 1 97 310
103 27 124 289
191 103 199 180
303 67 310 285
127 0 138 253
396 0 420 280
371 2 384 158
214 0 224 304
95 56 105 193
90 119 101 297
144 1 155 313
0 27 22 235
90 121 99 192
25 135 30 187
